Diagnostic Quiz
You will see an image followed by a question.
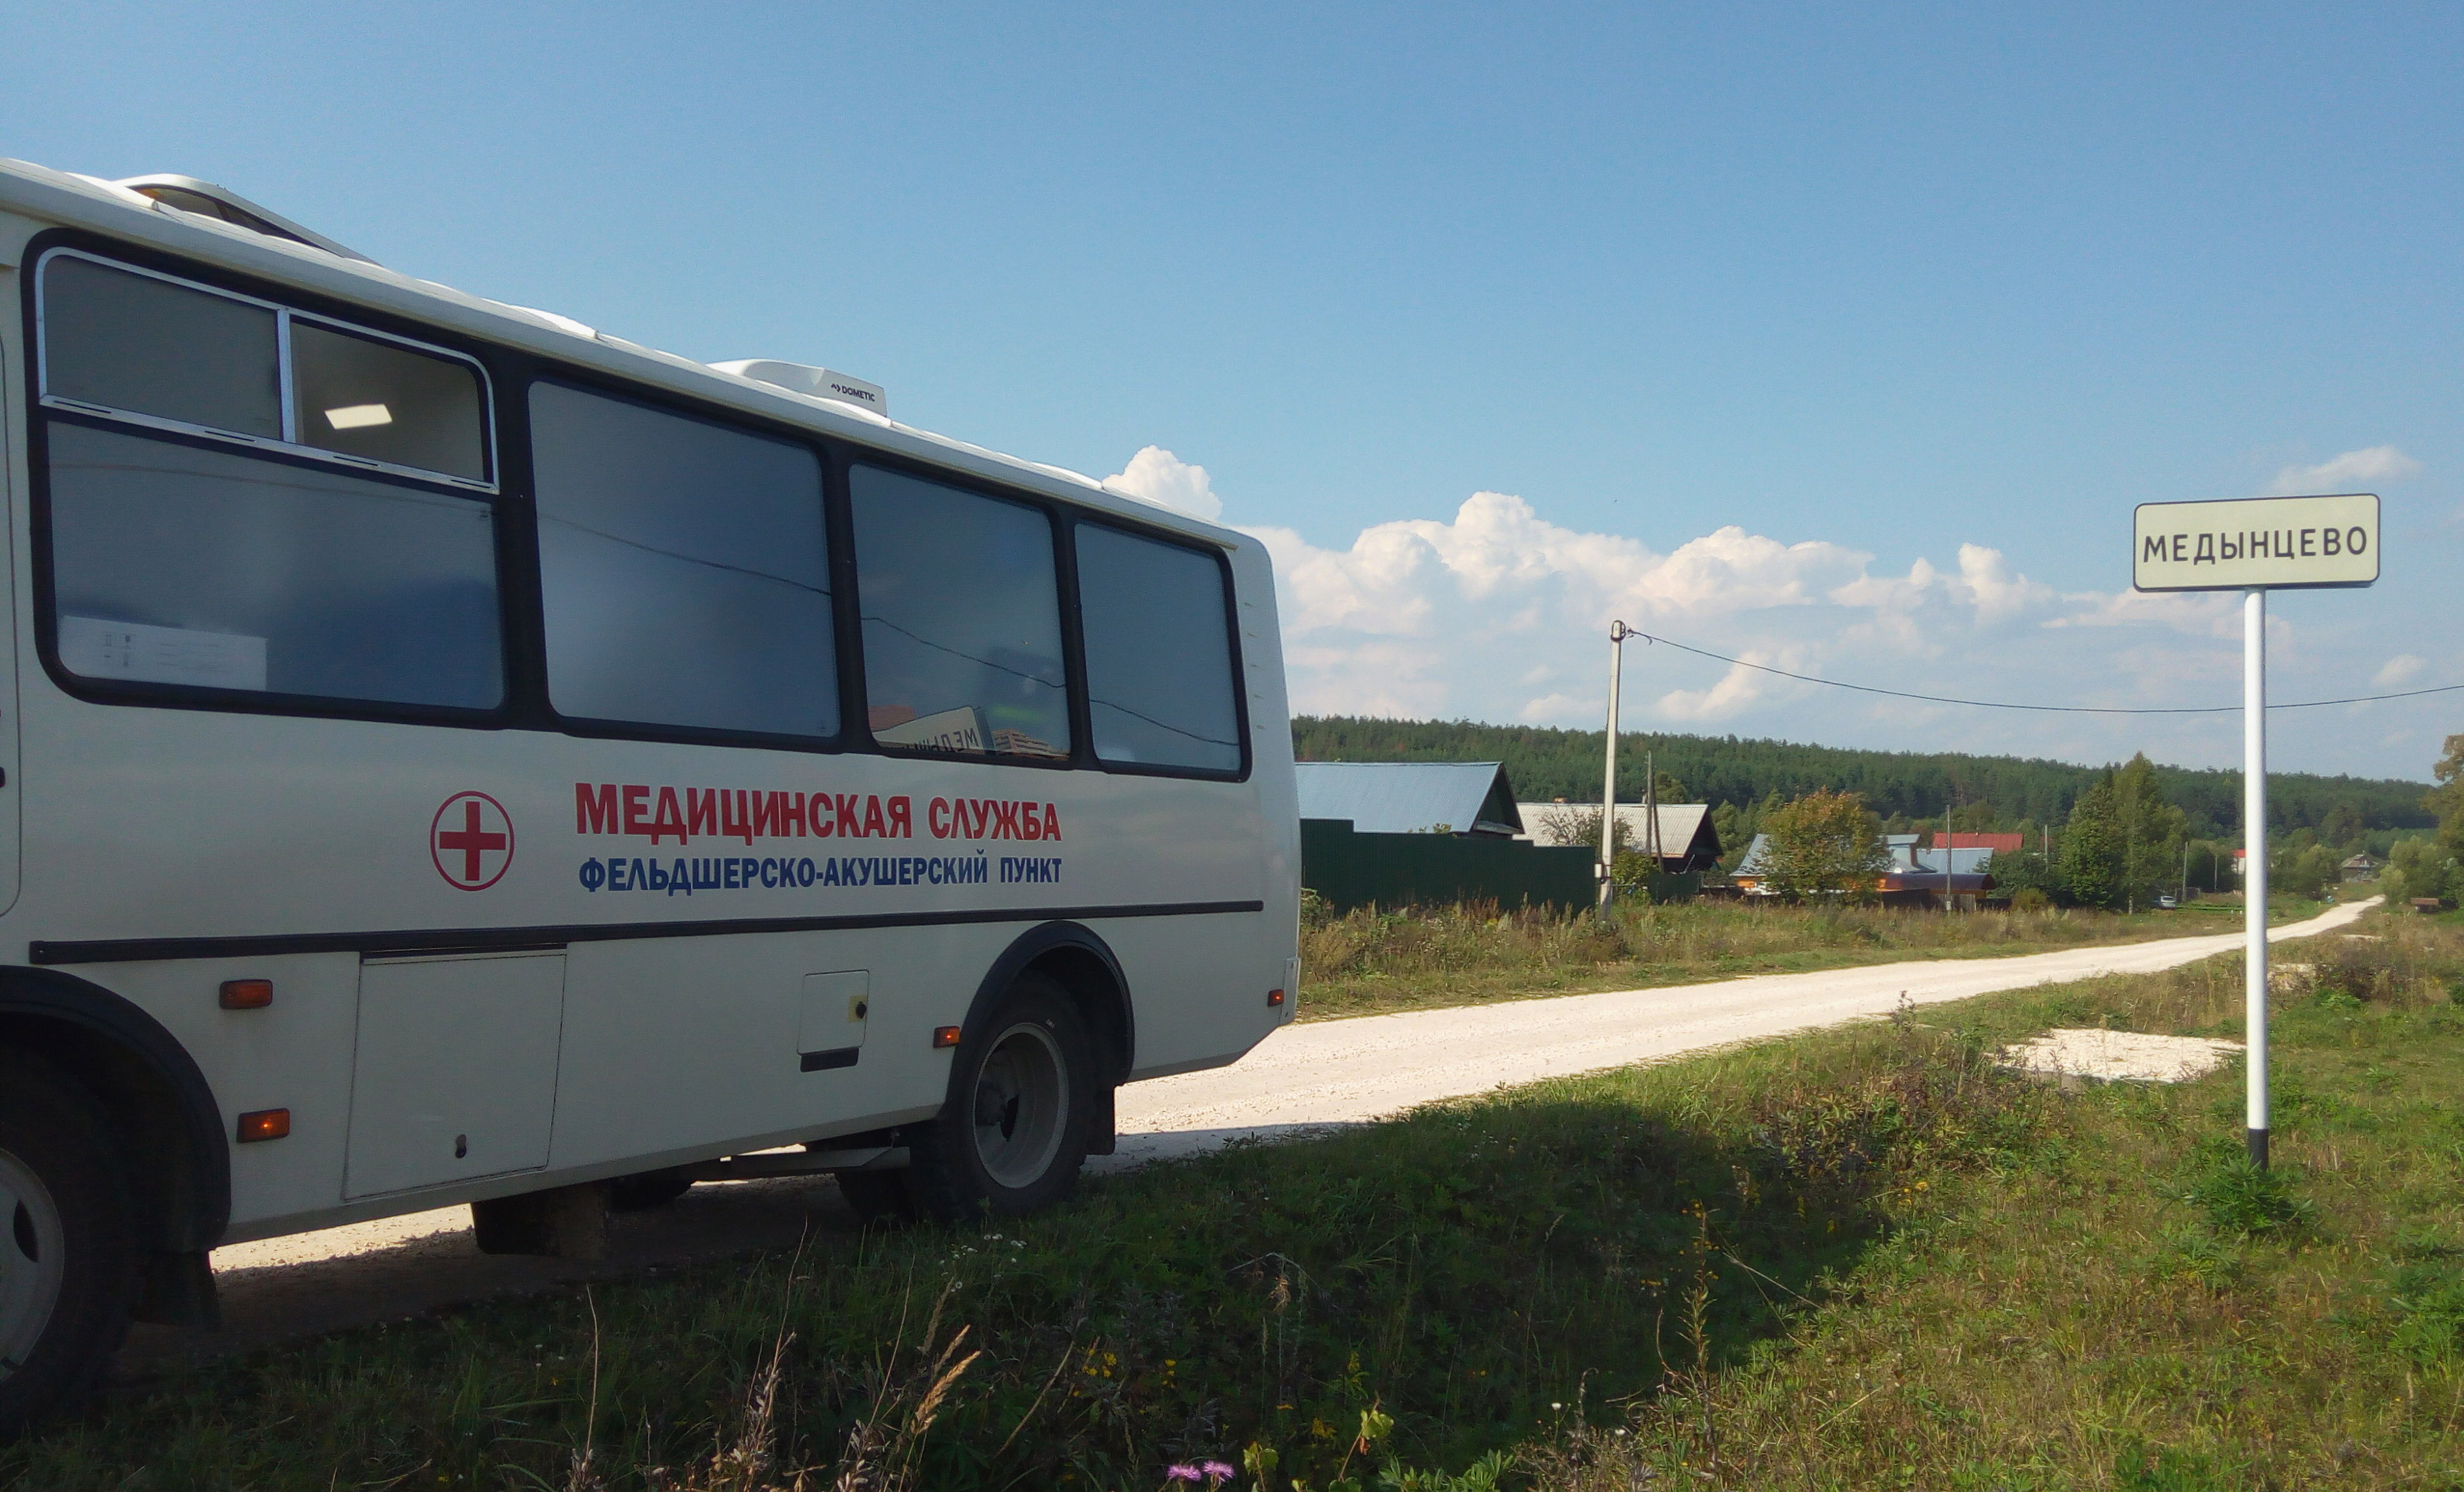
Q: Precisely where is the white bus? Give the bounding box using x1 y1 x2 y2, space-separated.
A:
0 158 1300 1432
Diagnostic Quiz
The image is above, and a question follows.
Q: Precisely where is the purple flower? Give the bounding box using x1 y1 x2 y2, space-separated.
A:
1165 1467 1203 1484
1202 1463 1237 1482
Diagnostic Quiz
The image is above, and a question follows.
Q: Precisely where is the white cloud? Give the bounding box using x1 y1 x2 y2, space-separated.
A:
1102 446 1222 521
2266 445 2422 496
1519 691 1595 722
2044 587 2242 639
1246 486 2414 768
1658 652 1793 722
2375 654 2426 686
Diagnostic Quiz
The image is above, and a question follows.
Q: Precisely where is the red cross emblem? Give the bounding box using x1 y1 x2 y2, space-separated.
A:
431 791 514 890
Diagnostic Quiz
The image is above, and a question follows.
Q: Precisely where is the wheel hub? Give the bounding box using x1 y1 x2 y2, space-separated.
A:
0 1150 66 1377
969 1022 1068 1190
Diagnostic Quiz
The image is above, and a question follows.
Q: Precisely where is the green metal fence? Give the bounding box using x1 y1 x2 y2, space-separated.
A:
1300 818 1599 914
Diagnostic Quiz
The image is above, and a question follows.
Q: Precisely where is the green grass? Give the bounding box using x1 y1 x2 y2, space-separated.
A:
1297 895 2332 1021
5 909 2446 1492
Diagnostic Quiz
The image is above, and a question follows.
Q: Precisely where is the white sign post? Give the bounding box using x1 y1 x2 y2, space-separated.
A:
2133 492 2379 1169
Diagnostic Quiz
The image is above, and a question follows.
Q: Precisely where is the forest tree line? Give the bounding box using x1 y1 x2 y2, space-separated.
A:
1291 715 2437 841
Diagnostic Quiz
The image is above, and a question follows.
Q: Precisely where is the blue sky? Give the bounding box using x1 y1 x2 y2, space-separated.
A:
8 4 2458 782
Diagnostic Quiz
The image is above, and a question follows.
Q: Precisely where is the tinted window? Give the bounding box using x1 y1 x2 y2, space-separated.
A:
531 383 838 738
1076 525 1241 772
291 321 488 480
46 422 502 707
40 256 280 438
849 466 1069 759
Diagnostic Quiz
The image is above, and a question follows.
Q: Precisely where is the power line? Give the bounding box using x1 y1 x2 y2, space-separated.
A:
1623 629 2464 716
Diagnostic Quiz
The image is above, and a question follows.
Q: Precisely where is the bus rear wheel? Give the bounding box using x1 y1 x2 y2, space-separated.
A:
0 1053 137 1439
903 974 1096 1222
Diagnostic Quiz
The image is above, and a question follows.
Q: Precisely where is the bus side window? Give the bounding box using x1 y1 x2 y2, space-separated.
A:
290 320 488 481
44 424 503 707
530 382 838 739
1074 525 1242 773
849 467 1070 760
39 255 281 439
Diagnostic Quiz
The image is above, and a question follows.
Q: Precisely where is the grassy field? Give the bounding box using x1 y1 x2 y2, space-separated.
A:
5 907 2450 1491
1296 894 2332 1021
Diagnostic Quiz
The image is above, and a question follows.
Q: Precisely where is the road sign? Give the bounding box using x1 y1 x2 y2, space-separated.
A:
2130 491 2379 1172
2133 492 2379 591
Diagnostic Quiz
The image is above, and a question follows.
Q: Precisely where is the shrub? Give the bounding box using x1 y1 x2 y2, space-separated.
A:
2181 1155 2315 1238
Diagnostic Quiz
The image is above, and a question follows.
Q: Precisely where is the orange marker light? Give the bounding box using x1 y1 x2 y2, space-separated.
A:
931 1026 962 1049
1267 988 1287 1007
220 979 274 1010
236 1108 291 1142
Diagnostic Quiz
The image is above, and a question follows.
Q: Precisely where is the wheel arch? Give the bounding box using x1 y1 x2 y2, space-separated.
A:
0 967 229 1255
961 921 1133 1086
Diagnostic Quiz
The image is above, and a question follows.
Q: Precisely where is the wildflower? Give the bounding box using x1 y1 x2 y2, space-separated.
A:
1203 1462 1237 1483
1164 1465 1203 1484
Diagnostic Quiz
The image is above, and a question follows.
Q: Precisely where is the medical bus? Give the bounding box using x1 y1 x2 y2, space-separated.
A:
0 156 1300 1432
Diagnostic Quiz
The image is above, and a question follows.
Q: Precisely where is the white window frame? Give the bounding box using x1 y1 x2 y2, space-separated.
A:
32 247 499 495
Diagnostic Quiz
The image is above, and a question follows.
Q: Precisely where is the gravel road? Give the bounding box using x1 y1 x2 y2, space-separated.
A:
115 899 2369 1379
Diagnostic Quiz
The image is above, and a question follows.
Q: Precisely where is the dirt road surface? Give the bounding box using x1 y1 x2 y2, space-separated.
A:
115 899 2369 1380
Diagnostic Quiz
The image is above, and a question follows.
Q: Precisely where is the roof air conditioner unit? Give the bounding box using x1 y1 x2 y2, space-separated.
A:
711 359 887 418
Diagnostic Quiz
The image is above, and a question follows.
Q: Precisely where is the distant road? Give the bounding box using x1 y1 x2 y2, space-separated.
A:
117 899 2370 1380
1102 897 2375 1164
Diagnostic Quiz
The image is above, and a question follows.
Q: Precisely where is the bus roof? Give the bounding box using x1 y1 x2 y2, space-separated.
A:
0 156 1244 551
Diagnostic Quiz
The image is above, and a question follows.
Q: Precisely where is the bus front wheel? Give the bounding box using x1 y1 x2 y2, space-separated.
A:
904 974 1097 1222
0 1051 138 1440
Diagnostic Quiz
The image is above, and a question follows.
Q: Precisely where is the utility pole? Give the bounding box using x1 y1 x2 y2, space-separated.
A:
1645 749 1662 864
1598 621 1630 918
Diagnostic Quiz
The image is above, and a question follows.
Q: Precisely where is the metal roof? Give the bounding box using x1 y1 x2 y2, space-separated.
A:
1515 803 1721 868
1732 834 1994 879
1295 762 1523 836
1903 846 1998 875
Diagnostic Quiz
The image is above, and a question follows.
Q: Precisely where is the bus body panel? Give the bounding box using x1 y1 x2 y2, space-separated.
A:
62 952 363 1229
0 250 24 918
0 161 1300 1250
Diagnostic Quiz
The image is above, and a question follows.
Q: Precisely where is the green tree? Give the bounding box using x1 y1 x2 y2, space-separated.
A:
2112 753 2191 909
2272 840 2341 901
1757 789 1890 901
2384 834 2460 908
1987 847 2064 904
2431 732 2464 860
2386 733 2464 908
1715 790 1785 874
2061 774 2125 909
2317 800 2364 851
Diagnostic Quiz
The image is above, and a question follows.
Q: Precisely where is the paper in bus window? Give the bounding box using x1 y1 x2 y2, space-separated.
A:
873 705 989 753
58 616 269 692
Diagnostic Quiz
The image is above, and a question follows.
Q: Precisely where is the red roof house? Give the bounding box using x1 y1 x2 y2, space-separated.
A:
1931 832 2025 853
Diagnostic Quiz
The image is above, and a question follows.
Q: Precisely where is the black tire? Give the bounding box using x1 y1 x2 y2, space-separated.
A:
834 1169 916 1224
0 1051 138 1440
606 1169 693 1212
903 974 1096 1223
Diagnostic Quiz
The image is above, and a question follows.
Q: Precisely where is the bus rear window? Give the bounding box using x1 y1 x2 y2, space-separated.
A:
1076 525 1242 773
850 467 1070 761
40 255 281 439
